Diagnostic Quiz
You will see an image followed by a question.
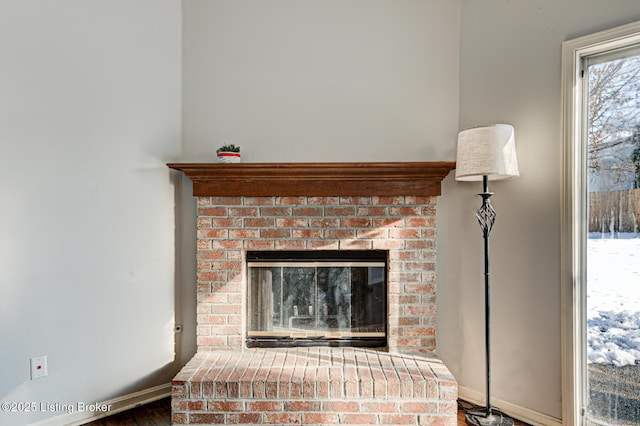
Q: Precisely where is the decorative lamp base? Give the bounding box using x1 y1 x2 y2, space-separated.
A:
465 409 515 426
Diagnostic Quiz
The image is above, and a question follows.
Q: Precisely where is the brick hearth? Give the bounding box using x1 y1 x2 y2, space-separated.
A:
172 348 456 425
168 163 457 426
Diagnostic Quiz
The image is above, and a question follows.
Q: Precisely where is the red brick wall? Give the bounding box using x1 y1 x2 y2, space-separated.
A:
195 195 438 355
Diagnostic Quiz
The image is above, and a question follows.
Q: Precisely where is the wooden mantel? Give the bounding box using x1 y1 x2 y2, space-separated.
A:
167 162 456 197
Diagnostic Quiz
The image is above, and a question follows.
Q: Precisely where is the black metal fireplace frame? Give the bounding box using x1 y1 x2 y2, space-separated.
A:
245 250 388 349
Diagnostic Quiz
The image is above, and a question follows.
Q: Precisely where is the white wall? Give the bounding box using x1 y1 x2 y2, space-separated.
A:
182 0 461 163
6 1 638 424
437 0 640 421
0 1 184 424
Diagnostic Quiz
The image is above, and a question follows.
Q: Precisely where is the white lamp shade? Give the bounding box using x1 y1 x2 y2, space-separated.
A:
455 124 519 181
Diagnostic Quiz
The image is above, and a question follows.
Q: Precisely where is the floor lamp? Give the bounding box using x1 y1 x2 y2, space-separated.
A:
455 124 519 426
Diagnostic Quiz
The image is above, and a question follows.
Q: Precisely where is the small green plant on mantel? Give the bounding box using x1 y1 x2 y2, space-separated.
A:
216 143 241 163
216 143 240 153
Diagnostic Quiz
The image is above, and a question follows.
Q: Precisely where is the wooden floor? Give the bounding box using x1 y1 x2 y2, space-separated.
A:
457 400 530 425
84 397 171 426
84 397 530 425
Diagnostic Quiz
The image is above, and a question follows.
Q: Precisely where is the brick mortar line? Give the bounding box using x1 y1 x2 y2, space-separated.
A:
173 410 456 425
174 397 453 404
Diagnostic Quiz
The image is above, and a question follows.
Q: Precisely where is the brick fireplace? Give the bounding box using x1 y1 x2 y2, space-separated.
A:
168 162 457 425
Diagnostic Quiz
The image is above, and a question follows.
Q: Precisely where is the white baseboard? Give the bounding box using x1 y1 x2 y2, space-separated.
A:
458 385 563 426
29 383 172 426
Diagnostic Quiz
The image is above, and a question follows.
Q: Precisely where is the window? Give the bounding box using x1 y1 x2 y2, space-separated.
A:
562 21 640 426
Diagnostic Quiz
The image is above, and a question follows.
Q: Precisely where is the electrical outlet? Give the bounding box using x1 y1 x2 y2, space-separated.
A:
30 356 47 380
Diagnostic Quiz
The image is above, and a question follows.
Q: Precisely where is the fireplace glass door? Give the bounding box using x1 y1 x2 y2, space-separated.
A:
247 251 387 347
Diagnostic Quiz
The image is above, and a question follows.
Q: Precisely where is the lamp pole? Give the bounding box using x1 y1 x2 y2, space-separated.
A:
465 175 513 426
478 175 495 418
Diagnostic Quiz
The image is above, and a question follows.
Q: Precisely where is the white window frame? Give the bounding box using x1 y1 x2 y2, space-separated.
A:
561 20 640 426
